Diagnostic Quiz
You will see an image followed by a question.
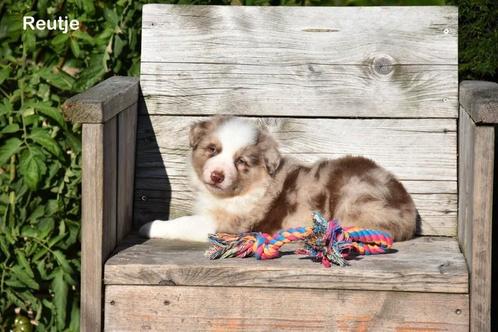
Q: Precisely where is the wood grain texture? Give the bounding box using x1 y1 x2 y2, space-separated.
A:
459 80 498 124
104 285 469 331
469 125 494 332
104 236 468 294
81 121 118 332
63 76 139 123
141 5 458 118
458 109 475 268
133 116 457 235
458 107 494 332
117 104 138 243
103 118 117 258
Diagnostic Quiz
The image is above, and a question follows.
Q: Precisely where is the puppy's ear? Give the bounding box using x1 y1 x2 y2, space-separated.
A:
189 120 212 149
259 131 281 176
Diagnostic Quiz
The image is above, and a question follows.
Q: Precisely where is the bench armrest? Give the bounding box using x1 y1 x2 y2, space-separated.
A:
63 76 139 332
458 80 496 332
63 76 139 123
460 80 498 124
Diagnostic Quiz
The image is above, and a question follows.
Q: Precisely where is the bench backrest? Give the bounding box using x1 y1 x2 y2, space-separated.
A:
135 5 458 236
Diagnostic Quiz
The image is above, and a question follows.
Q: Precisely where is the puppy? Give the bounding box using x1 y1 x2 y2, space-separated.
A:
139 117 417 242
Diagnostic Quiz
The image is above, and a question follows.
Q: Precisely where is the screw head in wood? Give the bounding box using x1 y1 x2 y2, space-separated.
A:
140 195 148 201
443 28 450 34
455 308 462 315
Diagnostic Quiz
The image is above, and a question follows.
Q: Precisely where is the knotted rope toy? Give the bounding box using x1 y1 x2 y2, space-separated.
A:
205 212 393 267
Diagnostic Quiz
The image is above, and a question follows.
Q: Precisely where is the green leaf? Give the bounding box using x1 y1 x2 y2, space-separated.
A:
52 268 68 330
28 205 45 221
9 265 39 290
0 66 10 85
31 101 66 128
19 149 47 190
68 297 80 332
22 29 36 53
51 33 69 49
38 218 55 239
0 123 20 134
39 68 75 91
53 250 73 274
0 137 23 165
29 128 64 159
70 38 81 58
72 30 94 44
104 8 119 27
16 252 34 278
113 34 125 57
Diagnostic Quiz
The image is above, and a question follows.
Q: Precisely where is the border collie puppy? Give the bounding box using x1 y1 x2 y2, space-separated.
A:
139 117 417 242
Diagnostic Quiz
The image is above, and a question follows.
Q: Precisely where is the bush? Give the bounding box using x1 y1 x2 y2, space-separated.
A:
0 0 146 329
0 0 495 330
446 0 498 81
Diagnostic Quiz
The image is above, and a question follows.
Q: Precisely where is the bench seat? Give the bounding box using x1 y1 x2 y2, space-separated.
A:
103 236 469 331
105 236 467 293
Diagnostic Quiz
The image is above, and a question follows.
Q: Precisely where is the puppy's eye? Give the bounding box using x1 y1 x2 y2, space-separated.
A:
206 144 217 155
235 158 247 167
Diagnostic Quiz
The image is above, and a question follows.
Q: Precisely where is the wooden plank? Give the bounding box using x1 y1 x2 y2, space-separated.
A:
142 5 457 65
104 285 469 331
104 236 468 294
470 125 494 332
117 104 137 243
459 81 498 124
103 118 117 258
133 116 457 235
141 64 458 118
141 5 457 118
458 107 494 332
81 121 118 332
458 109 475 267
63 76 139 123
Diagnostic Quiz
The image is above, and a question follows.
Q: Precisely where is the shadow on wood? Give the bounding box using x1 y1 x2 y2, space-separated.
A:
133 93 171 228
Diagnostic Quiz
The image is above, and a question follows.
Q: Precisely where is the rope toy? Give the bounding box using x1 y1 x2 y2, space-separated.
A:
205 212 393 267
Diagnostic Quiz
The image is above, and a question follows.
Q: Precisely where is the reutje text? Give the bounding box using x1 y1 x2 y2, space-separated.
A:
23 16 79 33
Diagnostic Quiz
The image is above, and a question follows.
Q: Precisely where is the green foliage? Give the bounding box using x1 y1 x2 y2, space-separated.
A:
0 0 148 329
446 0 498 81
0 0 495 330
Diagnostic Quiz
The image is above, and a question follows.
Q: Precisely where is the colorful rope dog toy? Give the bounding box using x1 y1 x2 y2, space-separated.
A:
205 212 393 267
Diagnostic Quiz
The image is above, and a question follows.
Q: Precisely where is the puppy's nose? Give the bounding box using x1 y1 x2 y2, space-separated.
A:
210 171 225 184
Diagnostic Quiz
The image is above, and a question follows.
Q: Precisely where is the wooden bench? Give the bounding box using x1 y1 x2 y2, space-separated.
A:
63 5 496 331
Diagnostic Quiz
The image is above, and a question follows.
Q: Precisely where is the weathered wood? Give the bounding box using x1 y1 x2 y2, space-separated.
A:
141 65 457 118
458 108 494 332
134 189 457 236
63 76 139 123
104 236 468 294
133 116 457 235
117 104 138 243
104 285 469 331
142 5 457 64
103 118 117 258
141 5 457 118
458 109 475 268
460 81 498 124
81 121 118 332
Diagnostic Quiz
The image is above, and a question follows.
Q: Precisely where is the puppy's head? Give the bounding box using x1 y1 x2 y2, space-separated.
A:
189 117 281 197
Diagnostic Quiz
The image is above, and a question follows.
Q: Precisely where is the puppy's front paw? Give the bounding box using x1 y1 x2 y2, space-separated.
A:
139 220 161 238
